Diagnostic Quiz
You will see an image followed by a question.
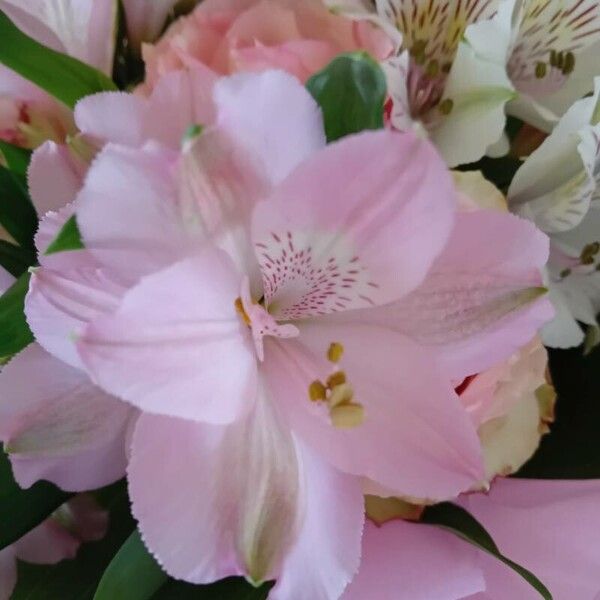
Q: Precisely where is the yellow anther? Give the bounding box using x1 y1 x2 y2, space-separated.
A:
563 51 575 75
328 383 354 408
309 380 327 402
330 403 364 429
326 371 346 388
438 98 454 115
234 297 251 326
425 59 440 77
327 342 344 363
411 39 427 55
550 49 558 67
581 241 600 264
560 268 571 278
535 62 547 78
556 51 564 70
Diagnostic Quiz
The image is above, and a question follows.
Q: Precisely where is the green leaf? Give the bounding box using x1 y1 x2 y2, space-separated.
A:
0 10 117 109
0 140 31 176
0 448 72 550
306 51 387 142
422 502 552 599
0 165 37 249
0 271 34 358
12 481 136 600
516 346 600 478
0 239 36 277
94 530 168 600
45 215 84 255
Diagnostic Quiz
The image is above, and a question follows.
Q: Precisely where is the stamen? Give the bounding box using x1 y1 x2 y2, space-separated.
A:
309 380 327 402
327 342 344 363
234 297 251 326
328 383 354 408
562 51 575 75
326 371 346 388
330 404 365 429
580 241 600 265
438 98 454 115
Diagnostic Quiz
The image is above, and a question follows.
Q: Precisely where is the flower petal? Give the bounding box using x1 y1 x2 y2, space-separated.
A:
252 130 455 319
78 250 257 424
0 344 132 491
75 143 194 279
13 521 79 564
213 70 326 185
462 478 600 599
26 264 127 369
266 322 484 500
509 82 600 234
360 210 553 379
342 520 485 600
74 66 217 149
129 391 363 597
0 547 16 600
28 141 84 217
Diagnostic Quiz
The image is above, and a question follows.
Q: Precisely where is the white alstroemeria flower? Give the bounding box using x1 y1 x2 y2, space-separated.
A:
326 0 514 167
467 0 600 131
509 77 600 347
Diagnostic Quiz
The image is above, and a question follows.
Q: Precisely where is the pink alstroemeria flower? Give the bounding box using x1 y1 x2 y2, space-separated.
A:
0 494 108 600
343 479 600 600
19 72 548 599
23 69 551 596
0 67 218 493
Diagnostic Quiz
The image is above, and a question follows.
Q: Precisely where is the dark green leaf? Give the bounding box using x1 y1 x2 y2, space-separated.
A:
422 502 552 599
0 239 36 277
152 578 274 600
516 345 600 478
13 481 136 599
0 271 34 358
94 530 168 600
0 140 31 176
45 215 84 255
306 51 387 142
0 165 37 249
0 448 71 550
0 10 117 109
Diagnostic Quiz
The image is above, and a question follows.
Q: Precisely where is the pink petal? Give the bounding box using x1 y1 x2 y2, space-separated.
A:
13 520 79 564
74 66 217 149
26 264 127 369
358 210 553 380
75 143 193 279
213 70 326 184
270 441 364 600
129 394 363 596
122 0 180 49
252 130 455 319
0 547 17 600
462 478 600 599
28 141 84 217
0 344 132 491
266 321 484 500
342 520 485 600
78 250 257 424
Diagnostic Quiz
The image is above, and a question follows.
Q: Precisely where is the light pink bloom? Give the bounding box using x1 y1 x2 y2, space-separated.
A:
0 494 108 600
344 479 600 600
22 70 551 595
141 0 393 89
0 0 118 148
0 67 218 493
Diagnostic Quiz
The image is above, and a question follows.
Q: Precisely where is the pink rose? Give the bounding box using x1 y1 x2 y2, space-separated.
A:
142 0 393 88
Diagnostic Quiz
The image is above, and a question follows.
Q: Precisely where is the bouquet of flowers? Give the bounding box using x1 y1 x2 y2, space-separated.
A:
1 0 600 598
